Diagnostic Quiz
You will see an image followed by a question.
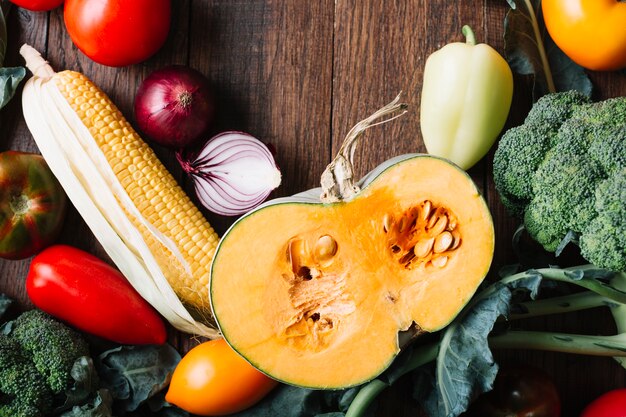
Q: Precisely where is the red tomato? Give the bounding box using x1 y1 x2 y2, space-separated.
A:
63 0 171 67
581 389 626 417
166 339 279 416
27 244 167 345
9 0 63 11
0 151 66 260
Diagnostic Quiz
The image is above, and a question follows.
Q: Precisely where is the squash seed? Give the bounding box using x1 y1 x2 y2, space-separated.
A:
434 231 453 253
288 238 309 274
427 207 444 229
414 237 435 258
431 256 448 268
383 213 393 233
314 235 338 264
421 200 432 221
447 215 457 231
429 214 448 236
450 230 461 250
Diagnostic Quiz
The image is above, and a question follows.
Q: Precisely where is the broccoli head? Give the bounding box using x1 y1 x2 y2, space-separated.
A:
11 309 90 394
0 334 53 417
493 91 626 270
493 91 590 215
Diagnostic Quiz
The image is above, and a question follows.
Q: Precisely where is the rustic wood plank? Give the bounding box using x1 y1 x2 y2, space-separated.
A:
189 0 334 197
0 2 625 416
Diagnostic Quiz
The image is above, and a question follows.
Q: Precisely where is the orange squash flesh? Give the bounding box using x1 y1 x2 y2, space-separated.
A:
210 155 494 389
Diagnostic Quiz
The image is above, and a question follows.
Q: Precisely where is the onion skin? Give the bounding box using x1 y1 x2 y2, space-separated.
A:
134 65 214 149
178 131 282 217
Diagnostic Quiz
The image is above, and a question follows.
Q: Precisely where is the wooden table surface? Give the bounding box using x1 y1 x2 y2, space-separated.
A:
1 1 625 416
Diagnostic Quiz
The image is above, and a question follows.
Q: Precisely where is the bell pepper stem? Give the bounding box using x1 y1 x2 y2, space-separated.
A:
462 25 476 46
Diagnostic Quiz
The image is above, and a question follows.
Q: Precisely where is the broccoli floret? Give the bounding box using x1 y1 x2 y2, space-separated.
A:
588 126 626 174
492 91 626 270
523 89 589 134
0 334 53 417
493 124 552 206
580 170 626 271
493 91 590 211
11 310 89 394
570 96 626 128
530 139 601 235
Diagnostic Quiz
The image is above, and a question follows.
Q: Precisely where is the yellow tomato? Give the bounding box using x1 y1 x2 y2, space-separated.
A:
542 0 626 71
165 338 279 416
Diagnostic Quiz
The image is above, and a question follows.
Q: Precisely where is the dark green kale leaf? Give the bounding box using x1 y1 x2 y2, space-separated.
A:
503 0 592 100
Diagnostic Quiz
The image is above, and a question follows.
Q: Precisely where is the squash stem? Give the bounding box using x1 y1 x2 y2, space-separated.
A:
320 93 408 203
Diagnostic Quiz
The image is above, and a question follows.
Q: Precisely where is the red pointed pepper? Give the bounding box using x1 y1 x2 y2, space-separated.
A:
26 245 167 345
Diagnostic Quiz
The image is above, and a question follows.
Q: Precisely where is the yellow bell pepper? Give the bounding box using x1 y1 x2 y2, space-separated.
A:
420 25 513 170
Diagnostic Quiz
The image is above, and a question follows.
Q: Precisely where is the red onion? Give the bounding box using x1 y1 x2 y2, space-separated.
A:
134 65 214 149
177 132 282 216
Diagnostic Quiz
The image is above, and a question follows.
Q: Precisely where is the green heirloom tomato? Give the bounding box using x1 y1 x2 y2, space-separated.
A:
420 25 513 170
0 151 66 259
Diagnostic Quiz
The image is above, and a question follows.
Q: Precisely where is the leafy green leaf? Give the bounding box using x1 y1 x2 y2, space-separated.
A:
97 344 181 413
226 384 367 417
59 356 101 410
413 274 543 417
0 66 25 109
59 389 115 417
503 0 592 100
0 293 12 319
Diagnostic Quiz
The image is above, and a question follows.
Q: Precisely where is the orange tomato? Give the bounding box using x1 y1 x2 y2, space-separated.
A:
542 0 626 71
165 338 279 416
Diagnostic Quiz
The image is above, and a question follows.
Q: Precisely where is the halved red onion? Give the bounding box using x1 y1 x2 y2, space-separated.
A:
178 132 281 216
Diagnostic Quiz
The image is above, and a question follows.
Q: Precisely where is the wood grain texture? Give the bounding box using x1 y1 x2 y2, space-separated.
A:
0 1 624 416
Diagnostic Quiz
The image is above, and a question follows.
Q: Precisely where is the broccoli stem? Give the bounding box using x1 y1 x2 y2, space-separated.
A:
345 343 439 417
490 331 626 356
488 265 626 305
344 266 626 417
510 291 613 320
344 380 388 417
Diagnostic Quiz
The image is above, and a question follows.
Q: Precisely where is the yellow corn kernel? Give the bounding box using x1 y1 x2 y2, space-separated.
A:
54 70 219 314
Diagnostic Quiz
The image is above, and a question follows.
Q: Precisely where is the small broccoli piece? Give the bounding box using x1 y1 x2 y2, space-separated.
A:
492 92 626 270
493 124 552 208
11 310 89 394
580 170 626 271
0 334 53 417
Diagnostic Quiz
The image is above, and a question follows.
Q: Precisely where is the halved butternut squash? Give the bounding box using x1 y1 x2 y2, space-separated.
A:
210 96 494 389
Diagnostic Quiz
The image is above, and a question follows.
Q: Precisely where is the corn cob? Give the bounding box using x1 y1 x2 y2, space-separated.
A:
20 45 220 337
